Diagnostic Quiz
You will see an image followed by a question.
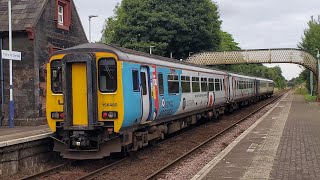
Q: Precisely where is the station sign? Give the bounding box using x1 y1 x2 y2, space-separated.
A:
1 50 21 61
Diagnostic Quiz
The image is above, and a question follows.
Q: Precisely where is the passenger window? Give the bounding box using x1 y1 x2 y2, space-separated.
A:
209 78 214 91
158 73 164 95
51 60 62 93
201 78 208 92
168 74 179 94
132 70 139 91
181 75 191 93
215 79 220 91
99 58 117 93
140 72 147 95
192 77 200 92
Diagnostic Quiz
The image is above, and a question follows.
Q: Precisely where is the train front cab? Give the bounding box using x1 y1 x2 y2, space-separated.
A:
47 51 124 159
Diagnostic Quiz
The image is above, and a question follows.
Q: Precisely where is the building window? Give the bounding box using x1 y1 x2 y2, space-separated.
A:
98 58 117 93
56 0 71 30
58 5 64 25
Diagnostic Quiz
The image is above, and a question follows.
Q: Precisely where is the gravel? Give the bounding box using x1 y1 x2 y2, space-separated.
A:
94 95 282 180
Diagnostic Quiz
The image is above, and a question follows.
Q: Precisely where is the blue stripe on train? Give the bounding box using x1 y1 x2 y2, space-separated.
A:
121 62 182 129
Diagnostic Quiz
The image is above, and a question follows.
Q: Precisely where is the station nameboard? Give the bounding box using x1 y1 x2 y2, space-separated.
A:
1 50 21 61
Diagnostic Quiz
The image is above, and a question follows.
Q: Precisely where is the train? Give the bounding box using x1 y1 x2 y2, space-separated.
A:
46 43 274 159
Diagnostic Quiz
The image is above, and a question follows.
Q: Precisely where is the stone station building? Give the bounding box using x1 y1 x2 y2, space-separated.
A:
0 0 87 125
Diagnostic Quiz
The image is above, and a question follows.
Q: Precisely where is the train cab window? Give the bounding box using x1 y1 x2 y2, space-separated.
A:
132 70 139 91
181 75 191 93
192 77 200 92
168 74 179 94
209 78 214 91
201 78 208 92
158 73 164 95
51 60 62 93
215 79 221 91
99 58 117 93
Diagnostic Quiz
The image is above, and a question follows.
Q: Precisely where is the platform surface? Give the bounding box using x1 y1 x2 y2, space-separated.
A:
0 125 51 147
192 92 320 180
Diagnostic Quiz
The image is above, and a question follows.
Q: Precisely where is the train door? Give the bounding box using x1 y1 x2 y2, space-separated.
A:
62 53 97 130
140 66 151 123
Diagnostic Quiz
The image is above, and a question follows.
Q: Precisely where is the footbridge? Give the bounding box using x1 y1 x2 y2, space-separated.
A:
186 48 320 97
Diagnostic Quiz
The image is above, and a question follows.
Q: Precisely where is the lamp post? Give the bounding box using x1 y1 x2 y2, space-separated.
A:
88 15 98 43
150 46 155 54
8 0 14 128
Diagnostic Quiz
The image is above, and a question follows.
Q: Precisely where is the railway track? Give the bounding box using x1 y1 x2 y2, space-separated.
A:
20 91 286 180
76 91 287 180
21 160 77 180
145 91 287 180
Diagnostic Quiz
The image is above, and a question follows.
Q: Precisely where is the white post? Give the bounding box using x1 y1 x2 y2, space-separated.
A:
8 0 14 128
310 71 313 96
317 49 320 101
89 17 91 42
88 15 98 43
149 46 155 54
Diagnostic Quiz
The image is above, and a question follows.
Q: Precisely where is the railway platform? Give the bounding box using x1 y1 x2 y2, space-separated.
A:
0 125 54 177
0 125 51 147
192 92 320 180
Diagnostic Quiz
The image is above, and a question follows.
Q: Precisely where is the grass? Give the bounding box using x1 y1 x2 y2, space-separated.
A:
305 94 317 102
294 85 317 102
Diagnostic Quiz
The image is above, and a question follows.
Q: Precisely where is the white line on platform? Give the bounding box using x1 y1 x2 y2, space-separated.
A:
0 132 53 148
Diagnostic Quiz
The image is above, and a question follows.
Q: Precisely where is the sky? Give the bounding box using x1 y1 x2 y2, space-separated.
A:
74 0 320 80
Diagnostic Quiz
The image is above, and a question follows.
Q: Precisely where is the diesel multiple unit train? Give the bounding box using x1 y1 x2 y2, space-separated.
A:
47 43 274 159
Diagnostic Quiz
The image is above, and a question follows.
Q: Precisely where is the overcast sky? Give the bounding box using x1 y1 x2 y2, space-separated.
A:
74 0 320 80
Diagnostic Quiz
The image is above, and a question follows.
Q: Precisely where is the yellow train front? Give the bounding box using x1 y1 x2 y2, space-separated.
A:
47 44 125 159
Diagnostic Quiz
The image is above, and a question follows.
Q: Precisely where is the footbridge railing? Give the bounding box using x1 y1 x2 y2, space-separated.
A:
186 48 320 97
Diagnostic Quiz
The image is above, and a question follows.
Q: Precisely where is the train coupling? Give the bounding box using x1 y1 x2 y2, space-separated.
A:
70 131 90 147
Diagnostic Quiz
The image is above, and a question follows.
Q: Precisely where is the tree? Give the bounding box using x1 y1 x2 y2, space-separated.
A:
102 0 222 59
298 16 320 93
218 31 240 51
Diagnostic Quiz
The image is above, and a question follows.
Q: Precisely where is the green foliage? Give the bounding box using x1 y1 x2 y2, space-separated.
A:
102 0 222 59
218 31 240 51
298 16 320 57
297 16 320 94
212 64 286 88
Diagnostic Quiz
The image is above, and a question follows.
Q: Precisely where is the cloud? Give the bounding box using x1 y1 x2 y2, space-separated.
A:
74 0 318 79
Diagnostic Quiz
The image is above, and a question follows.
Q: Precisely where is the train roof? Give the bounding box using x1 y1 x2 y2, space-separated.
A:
52 43 229 75
228 73 274 82
52 43 274 82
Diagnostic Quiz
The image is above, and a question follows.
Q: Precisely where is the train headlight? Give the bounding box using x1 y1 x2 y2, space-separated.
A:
102 111 118 119
51 112 64 119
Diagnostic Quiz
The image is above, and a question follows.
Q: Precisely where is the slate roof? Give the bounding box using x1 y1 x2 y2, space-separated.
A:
0 0 48 32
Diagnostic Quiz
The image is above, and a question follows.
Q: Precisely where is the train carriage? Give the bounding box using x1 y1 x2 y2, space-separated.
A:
46 43 274 159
